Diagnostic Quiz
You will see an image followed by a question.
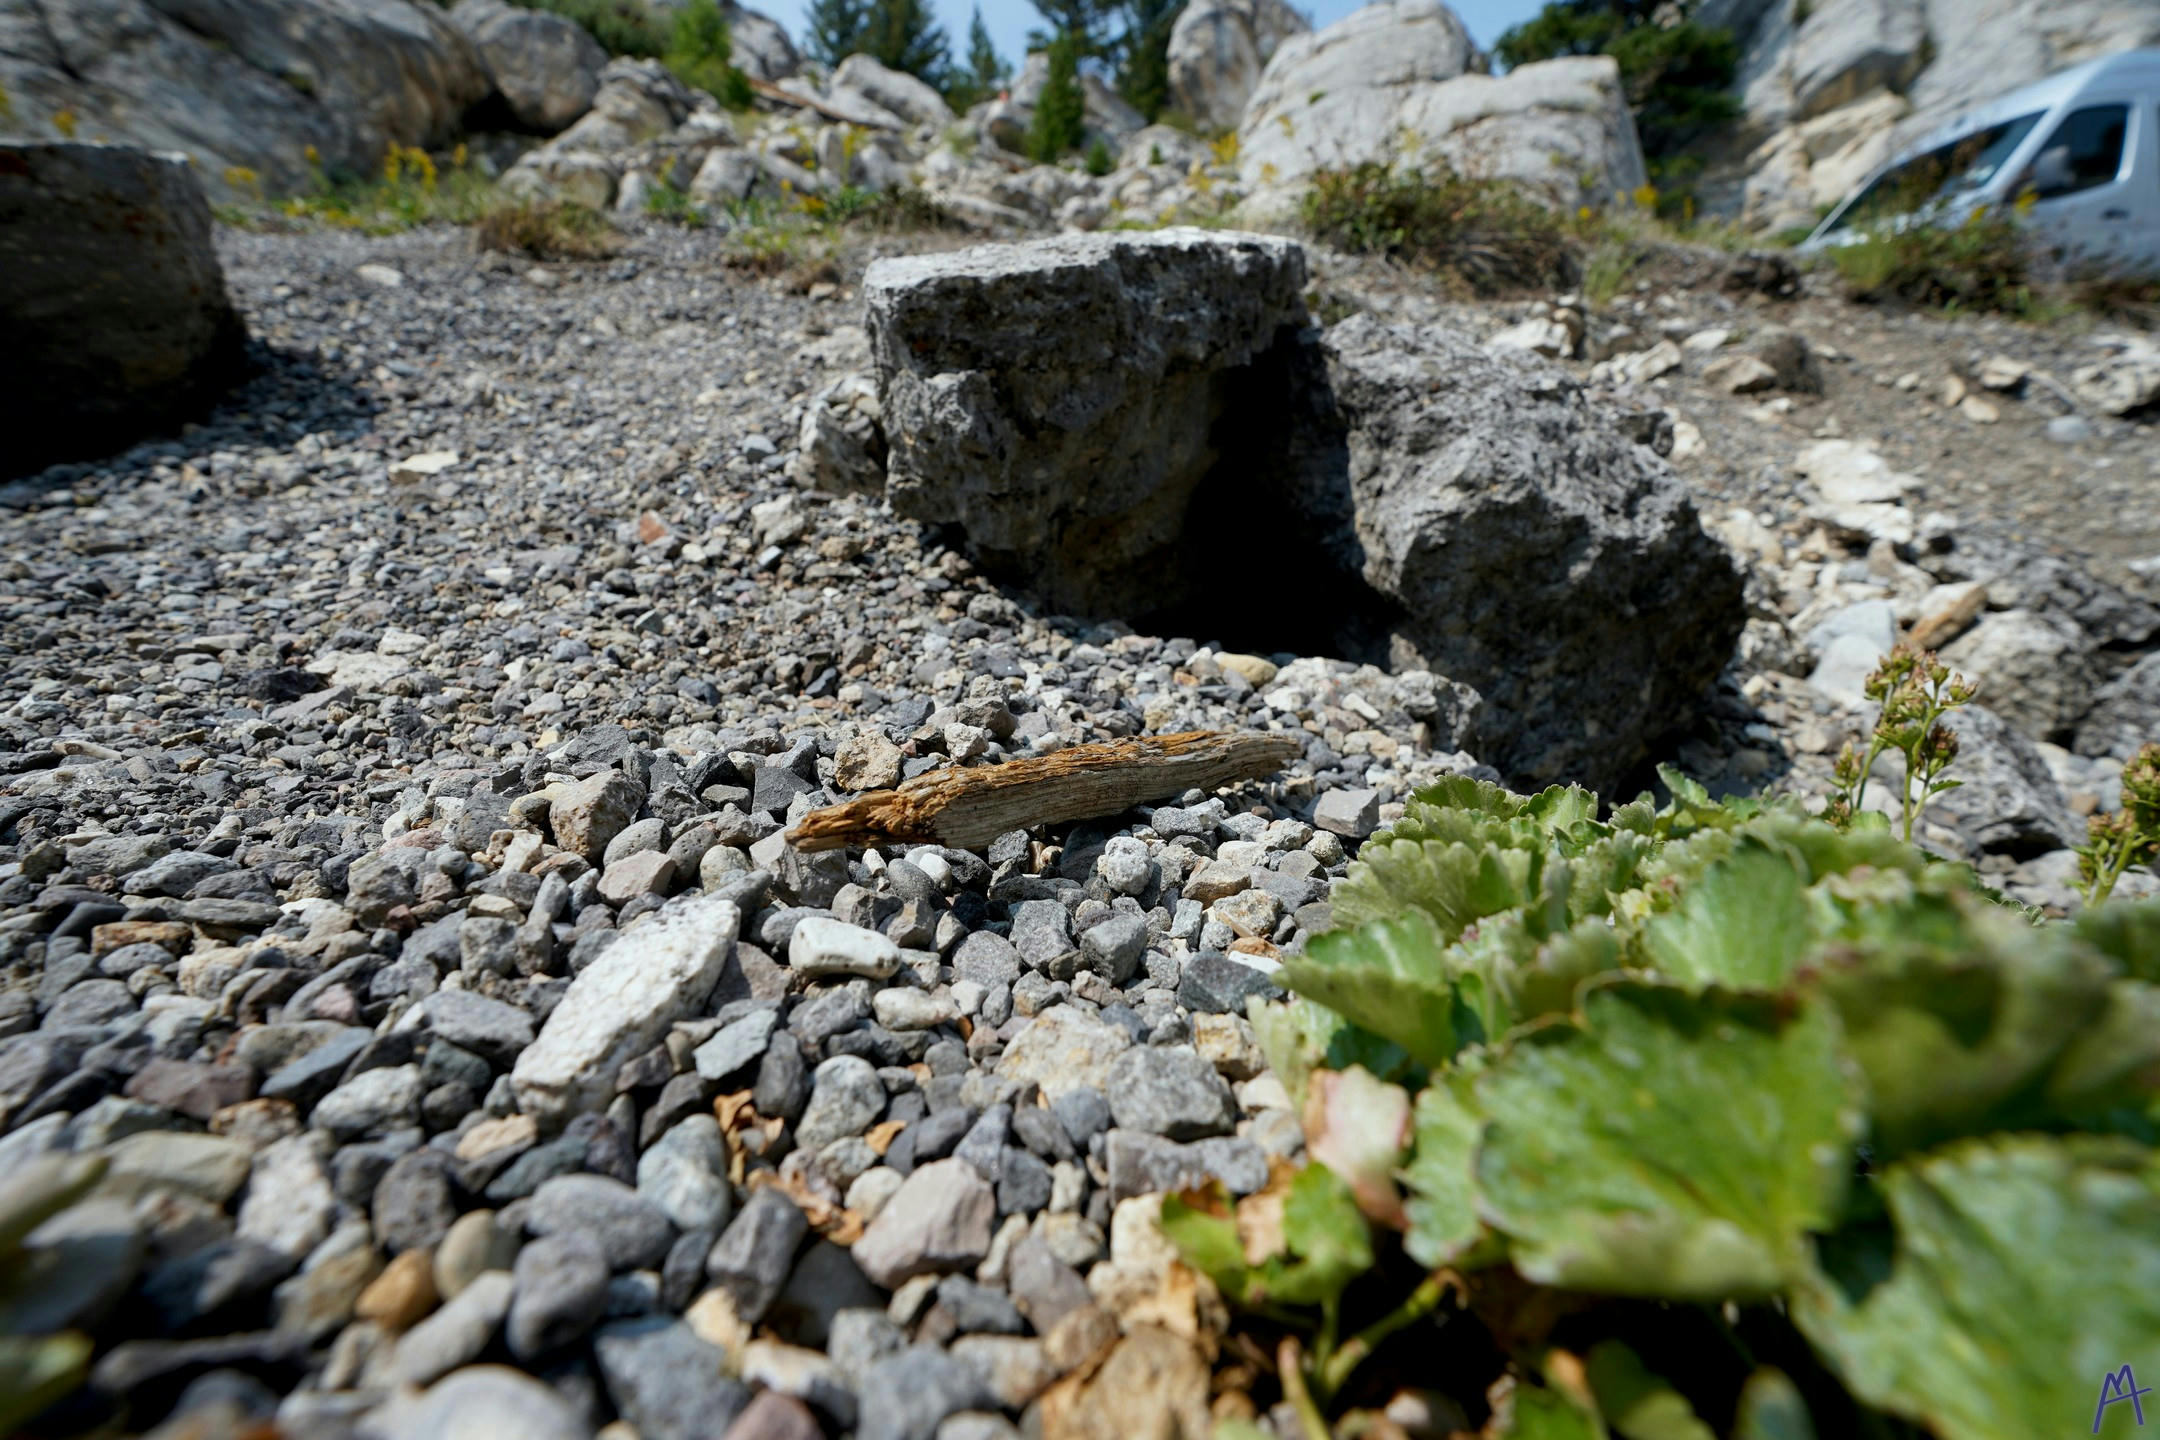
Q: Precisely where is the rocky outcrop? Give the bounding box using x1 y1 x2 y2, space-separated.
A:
0 141 247 479
865 229 1310 615
983 50 1148 158
1720 0 2160 230
451 0 608 134
867 231 1741 791
1298 315 1744 792
1233 1 1646 221
1165 0 1309 133
830 53 954 130
720 0 801 81
0 0 489 198
503 59 736 211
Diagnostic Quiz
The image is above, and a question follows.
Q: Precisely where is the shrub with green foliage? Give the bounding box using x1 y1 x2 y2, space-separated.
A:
1830 207 2035 315
1026 28 1087 162
1166 767 2160 1440
506 0 671 56
1299 162 1578 296
1 1156 113 1433
663 0 755 108
1496 1 1739 153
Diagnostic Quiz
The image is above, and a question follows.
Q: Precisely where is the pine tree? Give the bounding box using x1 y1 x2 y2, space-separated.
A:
1026 27 1087 161
1027 0 1116 57
946 7 1011 109
967 8 1010 92
857 0 952 85
804 0 868 67
1115 0 1183 121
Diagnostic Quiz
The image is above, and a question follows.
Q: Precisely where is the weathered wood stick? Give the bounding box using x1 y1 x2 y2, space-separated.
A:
788 729 1305 852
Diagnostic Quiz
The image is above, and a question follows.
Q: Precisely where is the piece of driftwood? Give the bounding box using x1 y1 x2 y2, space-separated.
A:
788 729 1304 852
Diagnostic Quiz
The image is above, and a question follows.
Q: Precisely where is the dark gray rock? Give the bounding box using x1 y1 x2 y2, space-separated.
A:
449 0 608 132
1104 1130 1269 1201
704 1187 807 1323
866 229 1310 613
1005 1234 1090 1332
1107 1045 1236 1139
2077 652 2160 762
1294 316 1745 791
593 1316 752 1440
508 1231 612 1361
420 989 534 1069
0 142 247 478
935 1274 1026 1334
951 931 1021 991
373 1148 460 1255
528 1174 676 1271
1177 952 1283 1013
855 1344 997 1440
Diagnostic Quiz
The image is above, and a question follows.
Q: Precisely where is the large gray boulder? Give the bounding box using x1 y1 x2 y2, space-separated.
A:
830 53 954 130
0 142 247 479
1165 0 1310 133
2077 653 2160 763
450 0 608 134
1234 1 1646 221
866 228 1310 615
0 0 489 198
1301 316 1745 791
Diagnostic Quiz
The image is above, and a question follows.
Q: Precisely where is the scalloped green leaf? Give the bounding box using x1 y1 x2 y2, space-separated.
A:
1401 1069 1485 1268
2074 898 2160 984
1246 996 1415 1112
1642 846 1817 992
1474 981 1862 1300
1331 836 1538 937
1793 1135 2160 1440
1814 898 2117 1157
1489 1378 1610 1440
1280 910 1475 1067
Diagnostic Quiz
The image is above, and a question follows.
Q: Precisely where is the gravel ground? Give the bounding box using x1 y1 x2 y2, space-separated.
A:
0 221 1494 1440
5 217 2156 1438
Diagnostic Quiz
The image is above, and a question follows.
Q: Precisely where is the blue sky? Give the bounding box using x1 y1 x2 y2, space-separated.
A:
758 0 1547 82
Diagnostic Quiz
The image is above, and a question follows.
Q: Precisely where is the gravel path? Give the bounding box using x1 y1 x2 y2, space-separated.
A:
0 223 1482 1438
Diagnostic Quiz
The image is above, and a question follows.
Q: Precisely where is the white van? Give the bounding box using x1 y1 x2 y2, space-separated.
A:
1803 49 2160 274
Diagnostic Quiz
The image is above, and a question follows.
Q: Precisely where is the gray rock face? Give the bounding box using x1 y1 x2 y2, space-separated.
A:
0 0 488 198
1234 1 1646 219
1165 0 1309 132
866 229 1310 614
1908 705 2082 859
0 142 246 479
450 0 607 133
718 1 801 82
1303 315 1745 791
1942 609 2097 744
2076 653 2160 762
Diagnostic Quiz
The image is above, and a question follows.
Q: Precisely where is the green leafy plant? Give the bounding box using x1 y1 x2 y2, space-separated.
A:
663 0 755 108
1831 207 2036 316
1823 644 1977 841
2077 744 2160 905
644 180 708 227
257 143 495 234
1299 162 1579 296
1084 137 1114 176
0 1156 112 1433
1165 769 2160 1440
474 197 623 259
507 0 671 56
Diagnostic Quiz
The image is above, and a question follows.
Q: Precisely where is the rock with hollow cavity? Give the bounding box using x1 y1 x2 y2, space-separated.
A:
866 229 1308 615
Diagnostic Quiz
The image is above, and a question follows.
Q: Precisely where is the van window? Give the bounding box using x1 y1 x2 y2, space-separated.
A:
1823 111 2045 233
2025 104 2130 198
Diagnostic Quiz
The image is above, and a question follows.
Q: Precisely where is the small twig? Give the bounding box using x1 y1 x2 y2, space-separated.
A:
789 729 1303 852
